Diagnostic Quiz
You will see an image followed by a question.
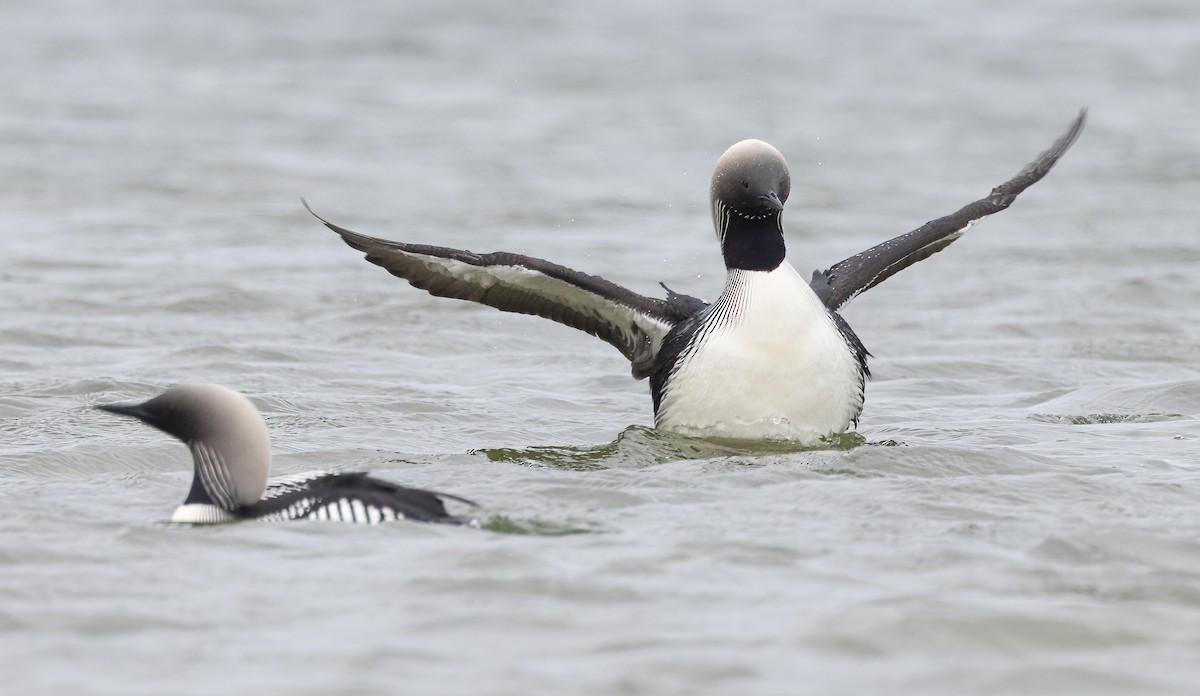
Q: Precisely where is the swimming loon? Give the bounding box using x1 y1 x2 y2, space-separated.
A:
308 110 1086 442
96 383 475 524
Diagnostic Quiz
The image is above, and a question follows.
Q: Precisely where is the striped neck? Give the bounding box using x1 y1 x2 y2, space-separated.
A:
188 440 262 511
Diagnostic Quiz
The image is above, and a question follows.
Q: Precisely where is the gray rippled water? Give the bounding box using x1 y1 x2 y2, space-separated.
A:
3 0 1199 694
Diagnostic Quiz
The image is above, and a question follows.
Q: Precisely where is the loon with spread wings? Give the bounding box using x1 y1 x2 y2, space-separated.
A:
309 110 1086 443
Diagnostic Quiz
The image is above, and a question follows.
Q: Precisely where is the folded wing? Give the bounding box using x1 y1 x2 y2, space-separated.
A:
810 108 1087 311
244 472 476 524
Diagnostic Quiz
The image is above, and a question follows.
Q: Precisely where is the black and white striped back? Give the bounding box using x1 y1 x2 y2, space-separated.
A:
236 472 474 525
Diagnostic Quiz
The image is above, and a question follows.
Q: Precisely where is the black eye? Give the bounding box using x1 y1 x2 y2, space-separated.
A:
741 181 750 189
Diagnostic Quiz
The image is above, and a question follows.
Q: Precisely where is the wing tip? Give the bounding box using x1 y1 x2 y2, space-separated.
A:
989 108 1089 203
300 198 382 253
1028 107 1089 172
300 197 340 232
1056 107 1089 155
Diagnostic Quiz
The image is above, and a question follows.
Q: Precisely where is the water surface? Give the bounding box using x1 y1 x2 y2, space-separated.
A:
3 1 1200 694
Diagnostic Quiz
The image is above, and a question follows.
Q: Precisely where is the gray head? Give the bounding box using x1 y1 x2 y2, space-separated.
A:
96 383 270 510
710 139 791 226
708 140 792 271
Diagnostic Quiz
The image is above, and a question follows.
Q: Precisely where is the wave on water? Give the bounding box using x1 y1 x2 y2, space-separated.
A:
472 425 885 471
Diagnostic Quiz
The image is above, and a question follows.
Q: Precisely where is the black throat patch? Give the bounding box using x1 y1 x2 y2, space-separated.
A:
721 215 786 271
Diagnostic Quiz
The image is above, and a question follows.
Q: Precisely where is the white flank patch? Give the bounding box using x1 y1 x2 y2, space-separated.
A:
170 504 237 524
656 261 864 443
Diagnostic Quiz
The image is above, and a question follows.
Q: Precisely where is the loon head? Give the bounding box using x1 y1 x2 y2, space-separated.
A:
97 383 270 511
710 139 791 225
709 139 792 271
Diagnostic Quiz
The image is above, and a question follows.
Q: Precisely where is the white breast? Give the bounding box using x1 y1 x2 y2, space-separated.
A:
655 262 864 443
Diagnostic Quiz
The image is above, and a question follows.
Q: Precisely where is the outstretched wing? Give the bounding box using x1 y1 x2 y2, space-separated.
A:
810 108 1087 311
308 201 688 379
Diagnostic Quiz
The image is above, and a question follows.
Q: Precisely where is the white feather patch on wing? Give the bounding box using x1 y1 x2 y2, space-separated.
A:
412 254 675 361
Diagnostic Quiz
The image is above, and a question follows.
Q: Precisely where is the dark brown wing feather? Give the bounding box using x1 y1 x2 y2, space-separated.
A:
307 201 685 378
811 108 1087 311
